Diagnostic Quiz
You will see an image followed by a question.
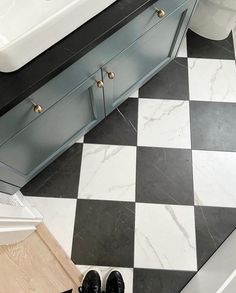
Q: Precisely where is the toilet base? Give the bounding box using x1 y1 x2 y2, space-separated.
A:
190 1 236 41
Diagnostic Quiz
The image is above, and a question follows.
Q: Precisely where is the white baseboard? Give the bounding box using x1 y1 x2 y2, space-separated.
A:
0 191 43 245
0 218 42 228
0 226 36 245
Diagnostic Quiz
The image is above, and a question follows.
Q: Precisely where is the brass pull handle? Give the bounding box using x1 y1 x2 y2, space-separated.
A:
156 9 166 18
107 71 115 80
31 101 43 113
96 80 104 88
33 104 43 113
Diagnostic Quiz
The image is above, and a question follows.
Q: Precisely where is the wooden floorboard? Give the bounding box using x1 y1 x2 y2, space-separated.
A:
0 223 82 293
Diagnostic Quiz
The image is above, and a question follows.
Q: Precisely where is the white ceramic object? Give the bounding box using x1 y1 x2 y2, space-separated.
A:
0 0 117 72
190 0 236 40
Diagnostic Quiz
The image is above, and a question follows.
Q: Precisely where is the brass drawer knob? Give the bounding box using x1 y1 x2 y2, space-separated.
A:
33 104 43 113
156 9 166 18
96 80 104 88
108 71 115 80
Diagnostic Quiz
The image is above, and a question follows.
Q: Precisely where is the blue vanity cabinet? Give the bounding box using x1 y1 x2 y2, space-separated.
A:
0 0 198 194
102 0 195 114
0 71 105 189
0 180 19 195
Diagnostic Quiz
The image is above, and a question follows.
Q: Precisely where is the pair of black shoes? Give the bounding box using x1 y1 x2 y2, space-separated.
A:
79 270 125 293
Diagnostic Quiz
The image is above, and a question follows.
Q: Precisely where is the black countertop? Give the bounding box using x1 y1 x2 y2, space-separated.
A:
0 0 156 117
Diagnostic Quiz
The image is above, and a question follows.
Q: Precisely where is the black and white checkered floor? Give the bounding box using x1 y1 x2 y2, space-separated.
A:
22 29 236 293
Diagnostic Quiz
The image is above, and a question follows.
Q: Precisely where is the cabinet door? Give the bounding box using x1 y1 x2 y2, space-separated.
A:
102 0 193 114
0 71 105 190
0 180 19 195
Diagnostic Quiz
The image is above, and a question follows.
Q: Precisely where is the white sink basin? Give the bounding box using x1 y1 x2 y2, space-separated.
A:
0 0 117 72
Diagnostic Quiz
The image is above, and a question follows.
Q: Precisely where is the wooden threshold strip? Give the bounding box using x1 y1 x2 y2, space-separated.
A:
0 223 83 293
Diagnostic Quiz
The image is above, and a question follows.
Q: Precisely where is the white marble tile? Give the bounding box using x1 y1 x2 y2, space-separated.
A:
177 36 187 58
188 58 236 103
129 89 139 98
138 98 191 149
27 197 77 256
134 203 197 271
76 136 84 143
78 144 136 202
193 150 236 208
77 265 133 293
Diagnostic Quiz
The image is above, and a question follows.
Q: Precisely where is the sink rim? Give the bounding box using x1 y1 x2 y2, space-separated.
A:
0 0 117 72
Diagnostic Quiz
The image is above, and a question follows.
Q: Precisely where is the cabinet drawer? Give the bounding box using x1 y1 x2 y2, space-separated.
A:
76 0 188 81
103 1 191 114
0 62 99 146
0 0 187 146
0 71 104 180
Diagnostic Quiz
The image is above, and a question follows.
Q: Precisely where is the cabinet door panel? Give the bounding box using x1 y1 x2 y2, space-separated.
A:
103 2 190 114
0 71 104 186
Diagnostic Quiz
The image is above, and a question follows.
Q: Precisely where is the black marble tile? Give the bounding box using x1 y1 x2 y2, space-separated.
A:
133 268 195 293
21 143 83 198
187 30 235 60
136 147 194 205
84 98 138 146
190 101 236 152
71 199 135 267
139 58 189 100
195 206 236 269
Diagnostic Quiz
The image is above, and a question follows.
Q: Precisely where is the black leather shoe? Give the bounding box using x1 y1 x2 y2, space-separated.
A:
79 270 101 293
106 271 125 293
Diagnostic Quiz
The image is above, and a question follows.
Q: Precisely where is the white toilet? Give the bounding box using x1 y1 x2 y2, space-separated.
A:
190 0 236 40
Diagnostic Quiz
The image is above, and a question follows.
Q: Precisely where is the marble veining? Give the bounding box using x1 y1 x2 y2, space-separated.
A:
187 30 235 60
194 205 236 269
78 144 136 202
117 108 137 134
197 206 218 250
136 147 194 206
193 150 236 208
134 203 197 271
19 31 236 292
84 99 138 147
189 58 236 102
27 196 77 256
140 58 189 101
138 98 191 149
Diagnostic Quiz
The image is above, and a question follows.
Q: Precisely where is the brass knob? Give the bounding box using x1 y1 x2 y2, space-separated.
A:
33 104 43 113
156 9 166 18
107 71 115 80
96 80 104 88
